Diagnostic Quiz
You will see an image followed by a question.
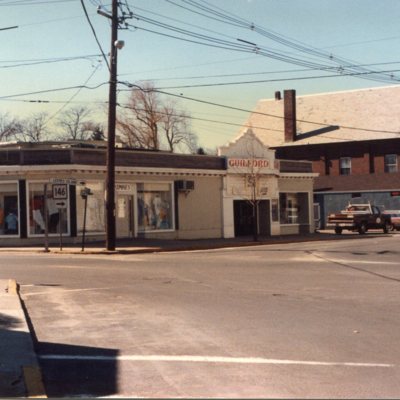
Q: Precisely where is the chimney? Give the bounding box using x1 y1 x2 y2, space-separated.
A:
275 91 281 101
284 89 296 142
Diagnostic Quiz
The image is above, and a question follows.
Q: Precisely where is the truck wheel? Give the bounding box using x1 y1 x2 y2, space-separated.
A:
358 223 367 235
334 227 342 235
383 222 391 234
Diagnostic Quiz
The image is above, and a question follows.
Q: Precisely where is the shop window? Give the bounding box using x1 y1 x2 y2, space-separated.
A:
76 182 105 233
137 183 173 231
28 182 68 236
339 157 351 175
279 193 309 225
384 154 398 173
0 182 19 236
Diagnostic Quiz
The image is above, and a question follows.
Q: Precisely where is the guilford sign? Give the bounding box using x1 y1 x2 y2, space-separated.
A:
227 158 280 173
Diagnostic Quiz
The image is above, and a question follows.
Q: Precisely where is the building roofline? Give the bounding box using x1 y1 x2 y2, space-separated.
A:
258 84 400 103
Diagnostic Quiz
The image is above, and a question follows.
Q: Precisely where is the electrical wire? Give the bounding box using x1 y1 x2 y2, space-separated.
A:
0 82 109 100
161 0 399 84
79 0 110 71
151 69 400 90
0 0 75 5
44 62 103 126
118 82 400 135
0 54 102 69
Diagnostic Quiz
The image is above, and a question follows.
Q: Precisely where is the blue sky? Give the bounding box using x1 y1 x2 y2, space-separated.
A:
1 0 400 149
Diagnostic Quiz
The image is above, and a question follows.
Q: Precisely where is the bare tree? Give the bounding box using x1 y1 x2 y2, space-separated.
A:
57 106 96 141
161 102 198 152
19 113 49 142
0 113 22 142
117 82 198 153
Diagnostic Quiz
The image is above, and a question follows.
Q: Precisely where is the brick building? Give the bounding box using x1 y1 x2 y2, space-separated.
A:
234 85 400 228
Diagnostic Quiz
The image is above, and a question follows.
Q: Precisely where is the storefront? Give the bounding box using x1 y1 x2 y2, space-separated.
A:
219 129 317 237
0 139 316 245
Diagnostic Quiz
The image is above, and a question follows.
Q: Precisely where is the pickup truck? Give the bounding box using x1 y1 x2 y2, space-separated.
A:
327 203 391 235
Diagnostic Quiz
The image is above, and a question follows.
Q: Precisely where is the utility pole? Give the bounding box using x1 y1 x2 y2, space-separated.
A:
98 0 131 251
105 0 118 251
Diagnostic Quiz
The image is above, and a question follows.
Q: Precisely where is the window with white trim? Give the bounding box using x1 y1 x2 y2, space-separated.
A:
384 154 398 173
137 183 173 231
339 157 351 175
76 181 105 234
279 193 309 225
0 182 19 236
28 182 68 236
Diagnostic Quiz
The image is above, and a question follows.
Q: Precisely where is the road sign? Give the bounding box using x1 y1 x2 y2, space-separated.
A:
50 178 78 185
54 200 67 209
52 184 68 200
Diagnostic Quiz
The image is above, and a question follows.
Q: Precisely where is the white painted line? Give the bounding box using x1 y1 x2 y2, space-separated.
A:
292 256 399 265
39 354 394 368
23 286 129 297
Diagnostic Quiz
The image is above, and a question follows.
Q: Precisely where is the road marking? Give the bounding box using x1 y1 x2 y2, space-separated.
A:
39 354 394 368
292 256 399 265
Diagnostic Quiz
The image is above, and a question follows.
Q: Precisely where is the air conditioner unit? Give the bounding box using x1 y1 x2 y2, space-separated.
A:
176 180 195 191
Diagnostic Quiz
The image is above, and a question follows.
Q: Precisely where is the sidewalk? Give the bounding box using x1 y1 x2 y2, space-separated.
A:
0 280 46 398
0 230 380 255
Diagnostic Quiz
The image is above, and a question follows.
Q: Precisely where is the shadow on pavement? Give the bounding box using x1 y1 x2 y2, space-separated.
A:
37 342 119 398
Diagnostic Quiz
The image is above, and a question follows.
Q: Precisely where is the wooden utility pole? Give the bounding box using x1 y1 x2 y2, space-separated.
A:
105 0 118 251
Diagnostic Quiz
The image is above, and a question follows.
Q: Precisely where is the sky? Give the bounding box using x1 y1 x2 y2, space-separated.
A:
1 0 400 150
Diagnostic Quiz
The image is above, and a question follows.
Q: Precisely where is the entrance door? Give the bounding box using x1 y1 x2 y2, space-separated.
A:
234 200 254 236
234 200 271 237
116 195 134 238
258 200 271 237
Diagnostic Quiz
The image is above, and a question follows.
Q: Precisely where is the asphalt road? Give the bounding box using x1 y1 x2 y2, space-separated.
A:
1 236 400 398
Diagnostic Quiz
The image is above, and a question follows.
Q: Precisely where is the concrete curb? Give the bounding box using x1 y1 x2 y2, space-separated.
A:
7 280 47 399
0 232 391 256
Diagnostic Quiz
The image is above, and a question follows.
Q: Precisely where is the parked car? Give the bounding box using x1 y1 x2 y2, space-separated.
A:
383 210 400 231
327 203 391 235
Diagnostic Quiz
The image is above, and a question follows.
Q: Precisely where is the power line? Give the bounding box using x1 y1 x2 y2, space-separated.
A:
150 69 400 90
117 102 282 133
80 0 110 71
44 62 103 126
125 84 399 135
0 82 109 100
0 0 74 5
162 0 399 84
0 54 102 69
122 61 400 82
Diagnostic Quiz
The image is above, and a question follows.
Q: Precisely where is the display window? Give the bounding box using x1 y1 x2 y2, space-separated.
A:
76 181 105 234
279 192 309 225
0 182 19 236
28 182 68 236
137 182 174 231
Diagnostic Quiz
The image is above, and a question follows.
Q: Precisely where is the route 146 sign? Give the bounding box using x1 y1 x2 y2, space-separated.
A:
52 184 68 200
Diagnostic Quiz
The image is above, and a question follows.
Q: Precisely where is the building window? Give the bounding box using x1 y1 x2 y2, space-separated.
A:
279 193 309 225
28 182 69 236
137 183 173 231
384 154 398 173
339 157 351 175
0 182 19 236
76 181 105 234
280 193 299 224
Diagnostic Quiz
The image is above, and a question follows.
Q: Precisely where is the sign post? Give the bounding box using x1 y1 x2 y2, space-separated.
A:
43 183 49 252
53 193 68 251
80 187 93 252
50 179 72 251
